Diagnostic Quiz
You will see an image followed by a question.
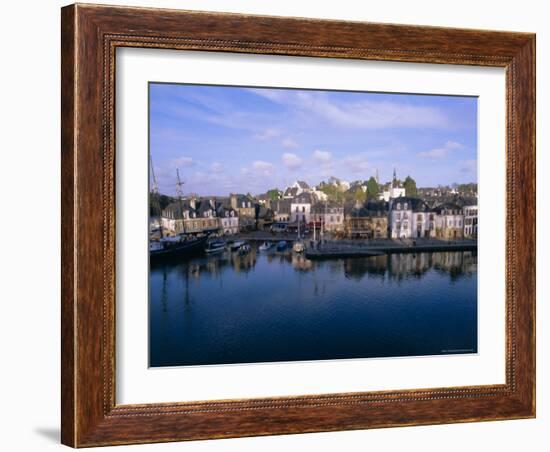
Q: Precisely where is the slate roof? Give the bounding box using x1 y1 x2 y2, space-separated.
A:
283 187 299 198
345 200 389 217
432 202 463 214
273 199 291 214
162 200 195 218
391 196 431 212
292 192 314 204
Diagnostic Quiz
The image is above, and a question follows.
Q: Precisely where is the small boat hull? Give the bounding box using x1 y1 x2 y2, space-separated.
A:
258 242 274 251
238 244 251 255
205 244 226 254
276 241 287 251
229 240 246 251
150 235 208 264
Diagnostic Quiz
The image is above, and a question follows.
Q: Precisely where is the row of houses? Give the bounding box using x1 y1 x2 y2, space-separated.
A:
159 190 478 240
161 194 253 236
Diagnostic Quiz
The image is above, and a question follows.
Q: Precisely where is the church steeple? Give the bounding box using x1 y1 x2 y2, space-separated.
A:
393 167 397 181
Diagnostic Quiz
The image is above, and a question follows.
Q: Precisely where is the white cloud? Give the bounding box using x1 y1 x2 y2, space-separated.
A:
281 137 299 149
417 141 465 159
313 149 332 163
282 152 303 169
343 154 370 174
252 160 274 175
248 89 449 130
254 128 280 141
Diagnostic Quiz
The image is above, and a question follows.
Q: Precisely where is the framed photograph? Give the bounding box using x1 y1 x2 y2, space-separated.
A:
61 3 535 447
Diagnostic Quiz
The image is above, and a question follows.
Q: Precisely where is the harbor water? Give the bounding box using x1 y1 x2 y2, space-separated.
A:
149 244 477 367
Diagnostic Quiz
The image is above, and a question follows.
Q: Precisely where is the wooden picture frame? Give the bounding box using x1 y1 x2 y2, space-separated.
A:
61 3 535 447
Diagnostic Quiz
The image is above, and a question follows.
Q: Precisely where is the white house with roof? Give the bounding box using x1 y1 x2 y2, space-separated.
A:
389 198 413 238
290 192 313 225
433 203 464 239
311 202 344 232
217 204 239 235
463 204 478 237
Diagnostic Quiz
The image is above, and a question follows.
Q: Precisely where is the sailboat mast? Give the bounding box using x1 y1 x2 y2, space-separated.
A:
176 168 185 235
150 153 163 239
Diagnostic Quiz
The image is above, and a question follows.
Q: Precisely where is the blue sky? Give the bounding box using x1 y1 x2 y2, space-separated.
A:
149 83 477 196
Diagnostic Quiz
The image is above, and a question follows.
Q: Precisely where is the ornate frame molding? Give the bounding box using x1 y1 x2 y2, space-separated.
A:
62 4 535 447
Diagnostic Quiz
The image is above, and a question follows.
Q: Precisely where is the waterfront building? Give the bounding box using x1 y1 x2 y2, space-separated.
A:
160 201 188 235
230 193 255 216
389 197 413 238
345 200 389 239
290 192 313 225
463 204 478 237
410 198 436 238
272 199 291 223
216 203 239 235
257 205 275 230
230 193 256 231
433 202 464 239
311 201 345 232
161 198 219 235
184 198 219 234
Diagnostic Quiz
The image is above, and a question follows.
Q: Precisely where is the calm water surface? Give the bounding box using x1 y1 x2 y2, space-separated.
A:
149 245 477 367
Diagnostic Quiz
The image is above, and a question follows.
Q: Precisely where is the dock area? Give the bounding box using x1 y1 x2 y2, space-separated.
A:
305 238 477 259
232 232 477 259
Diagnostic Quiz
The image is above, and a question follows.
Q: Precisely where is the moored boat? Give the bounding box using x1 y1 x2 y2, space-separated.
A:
276 240 287 251
258 241 274 251
205 239 226 254
238 243 251 255
229 240 246 251
150 234 209 263
292 240 306 253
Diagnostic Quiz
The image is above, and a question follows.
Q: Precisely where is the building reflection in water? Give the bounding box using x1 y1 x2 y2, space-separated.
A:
149 243 478 367
155 245 476 284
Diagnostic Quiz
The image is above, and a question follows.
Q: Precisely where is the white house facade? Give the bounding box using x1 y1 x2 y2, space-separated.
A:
463 204 478 237
434 203 464 239
389 198 413 238
290 192 313 224
218 208 239 235
311 202 344 232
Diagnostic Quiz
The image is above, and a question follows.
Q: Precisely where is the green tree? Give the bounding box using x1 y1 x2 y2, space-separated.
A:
403 176 418 197
366 177 379 200
267 188 281 201
320 184 339 202
347 186 366 203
